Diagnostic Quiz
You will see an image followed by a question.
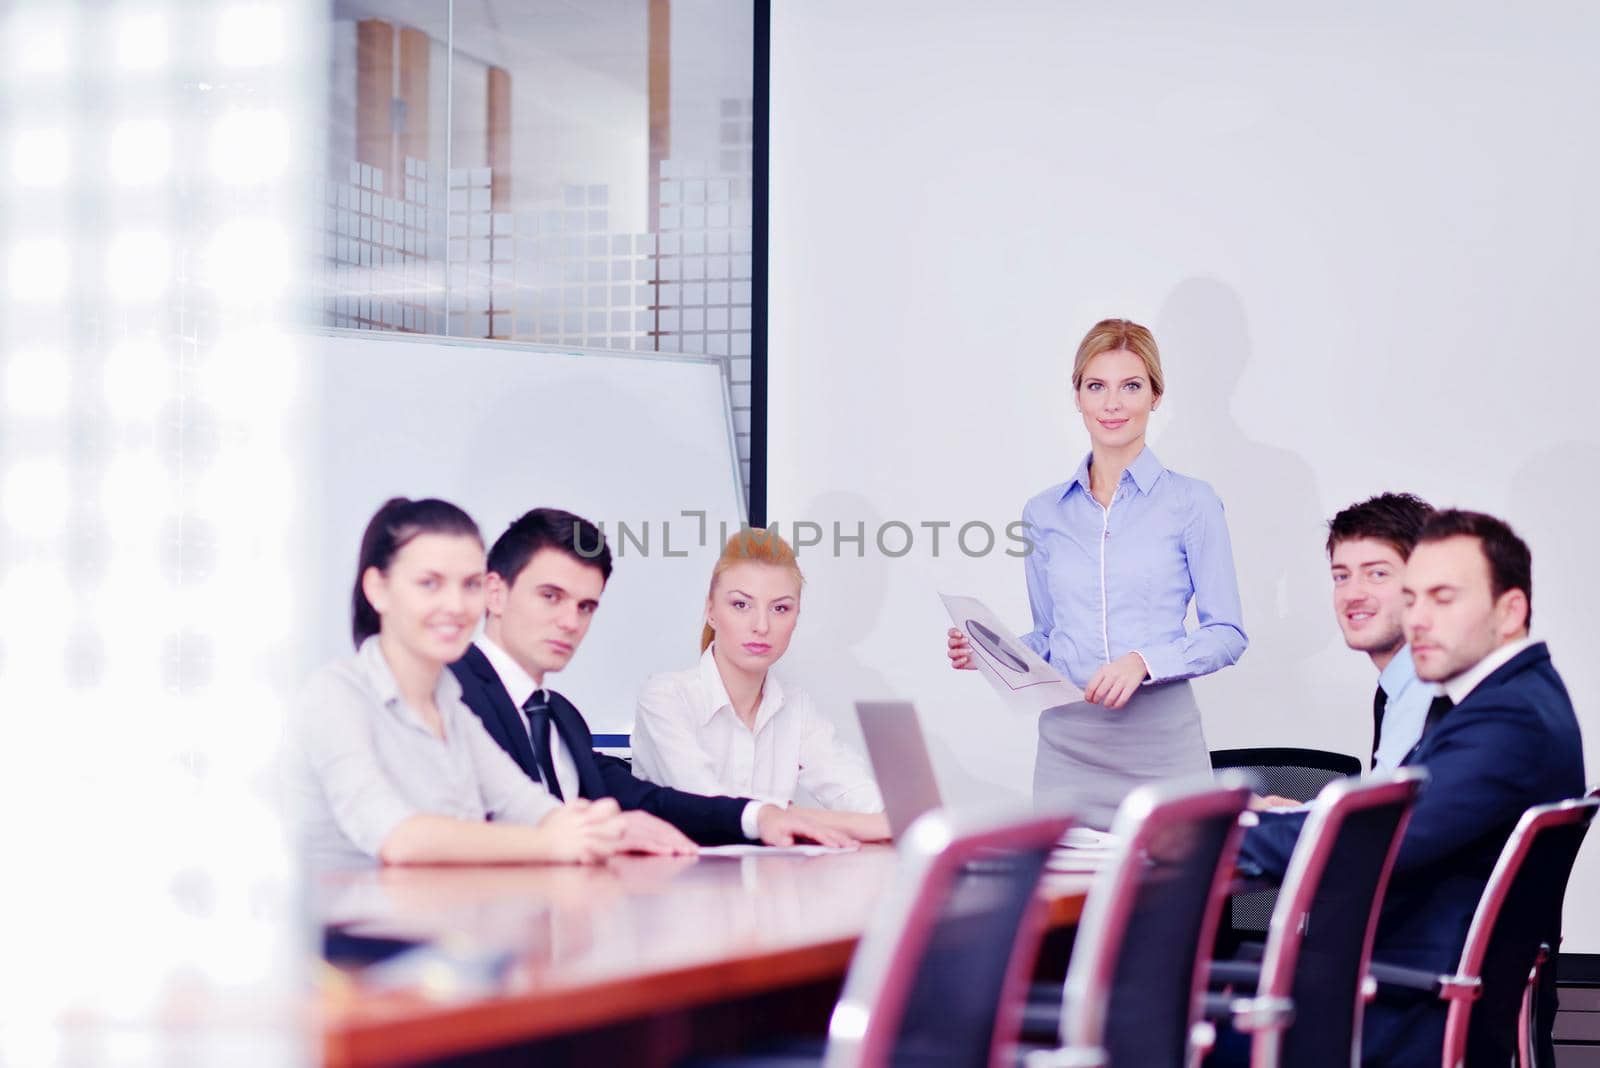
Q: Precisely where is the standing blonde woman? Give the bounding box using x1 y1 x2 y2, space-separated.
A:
632 529 891 842
947 319 1248 827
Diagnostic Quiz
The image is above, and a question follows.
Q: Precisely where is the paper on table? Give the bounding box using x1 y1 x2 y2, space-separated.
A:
1045 828 1120 872
1047 849 1113 873
940 593 1085 715
696 844 857 858
1059 827 1118 850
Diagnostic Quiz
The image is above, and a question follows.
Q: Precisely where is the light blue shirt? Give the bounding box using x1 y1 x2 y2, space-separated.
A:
1019 447 1248 690
1374 643 1432 770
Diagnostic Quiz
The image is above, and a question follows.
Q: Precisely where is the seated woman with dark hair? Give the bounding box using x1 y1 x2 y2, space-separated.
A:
285 497 625 869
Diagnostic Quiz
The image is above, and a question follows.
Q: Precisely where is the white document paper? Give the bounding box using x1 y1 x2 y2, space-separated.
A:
696 844 857 858
940 593 1085 714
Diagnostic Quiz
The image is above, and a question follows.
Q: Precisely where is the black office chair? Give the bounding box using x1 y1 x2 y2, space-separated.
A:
1519 784 1600 1068
1205 769 1428 1068
1026 777 1253 1068
1209 748 1362 950
686 803 1074 1068
1370 794 1599 1068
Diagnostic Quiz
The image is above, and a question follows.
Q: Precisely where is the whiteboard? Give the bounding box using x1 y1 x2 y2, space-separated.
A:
296 330 746 732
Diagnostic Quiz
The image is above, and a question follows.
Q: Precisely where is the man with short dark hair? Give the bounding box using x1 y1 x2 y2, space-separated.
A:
1240 509 1585 1068
1325 492 1435 768
451 507 853 850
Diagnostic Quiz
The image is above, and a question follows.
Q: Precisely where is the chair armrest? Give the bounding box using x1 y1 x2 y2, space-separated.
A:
1232 939 1266 962
1202 991 1235 1021
1369 959 1482 1004
1019 982 1064 1042
1208 959 1262 988
1368 961 1442 992
1367 958 1486 1009
1022 1046 1107 1068
1227 996 1294 1034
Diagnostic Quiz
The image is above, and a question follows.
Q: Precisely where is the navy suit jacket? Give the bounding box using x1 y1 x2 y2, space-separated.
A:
450 645 753 845
1238 641 1585 1067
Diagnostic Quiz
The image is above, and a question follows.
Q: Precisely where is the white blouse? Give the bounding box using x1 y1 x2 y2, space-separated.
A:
631 646 884 813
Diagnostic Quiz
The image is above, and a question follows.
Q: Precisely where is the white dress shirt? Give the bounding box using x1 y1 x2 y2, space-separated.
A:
631 646 885 813
475 636 581 801
1439 635 1537 705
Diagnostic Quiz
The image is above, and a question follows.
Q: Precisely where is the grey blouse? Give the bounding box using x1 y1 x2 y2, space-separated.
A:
285 636 561 868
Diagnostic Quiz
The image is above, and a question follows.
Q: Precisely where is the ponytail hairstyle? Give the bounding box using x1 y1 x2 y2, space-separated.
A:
701 527 804 652
351 497 482 648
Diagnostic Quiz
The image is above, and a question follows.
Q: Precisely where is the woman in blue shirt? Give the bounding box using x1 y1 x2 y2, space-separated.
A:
948 318 1247 827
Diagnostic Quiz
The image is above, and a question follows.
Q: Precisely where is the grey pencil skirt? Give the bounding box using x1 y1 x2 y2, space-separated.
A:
1033 679 1211 831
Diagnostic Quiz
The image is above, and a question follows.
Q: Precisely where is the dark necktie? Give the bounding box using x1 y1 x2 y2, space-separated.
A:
1400 694 1455 767
1372 685 1389 766
1423 693 1454 735
522 689 564 800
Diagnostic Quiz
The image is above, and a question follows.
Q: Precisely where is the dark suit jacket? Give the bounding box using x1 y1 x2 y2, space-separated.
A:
1237 641 1586 1068
450 645 752 845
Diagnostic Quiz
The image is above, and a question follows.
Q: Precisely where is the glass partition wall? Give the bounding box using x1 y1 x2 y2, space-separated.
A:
317 1 757 490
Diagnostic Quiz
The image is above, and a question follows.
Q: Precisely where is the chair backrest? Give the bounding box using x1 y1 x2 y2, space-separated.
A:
1209 748 1363 942
1252 769 1428 1068
1057 778 1252 1068
1442 795 1599 1068
823 804 1074 1068
1209 748 1363 800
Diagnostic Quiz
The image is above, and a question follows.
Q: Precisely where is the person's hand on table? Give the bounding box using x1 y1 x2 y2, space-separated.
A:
539 797 627 863
947 627 976 670
616 810 699 856
1083 652 1148 709
800 809 892 843
1248 794 1302 812
756 804 857 849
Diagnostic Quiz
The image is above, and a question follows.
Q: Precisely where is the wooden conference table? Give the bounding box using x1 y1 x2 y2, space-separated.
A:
319 846 1092 1067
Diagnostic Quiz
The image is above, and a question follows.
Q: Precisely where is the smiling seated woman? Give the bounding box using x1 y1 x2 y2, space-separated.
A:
630 528 891 842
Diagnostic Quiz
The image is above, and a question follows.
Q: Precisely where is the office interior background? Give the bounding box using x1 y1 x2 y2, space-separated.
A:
0 0 1596 1061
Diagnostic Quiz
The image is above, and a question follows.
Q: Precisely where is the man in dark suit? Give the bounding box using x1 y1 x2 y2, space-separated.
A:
452 507 852 851
1238 509 1585 1068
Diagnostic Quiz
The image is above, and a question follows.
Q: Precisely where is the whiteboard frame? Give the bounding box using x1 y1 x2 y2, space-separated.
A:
298 326 749 523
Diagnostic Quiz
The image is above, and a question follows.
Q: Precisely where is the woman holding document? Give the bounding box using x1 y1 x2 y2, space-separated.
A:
947 318 1247 828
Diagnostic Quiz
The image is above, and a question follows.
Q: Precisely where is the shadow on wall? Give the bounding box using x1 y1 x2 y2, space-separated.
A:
1508 443 1599 774
1153 277 1332 744
780 490 897 714
778 491 898 808
1508 443 1600 952
779 490 1034 807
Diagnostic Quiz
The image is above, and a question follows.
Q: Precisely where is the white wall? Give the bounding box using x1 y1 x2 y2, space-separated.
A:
768 1 1600 949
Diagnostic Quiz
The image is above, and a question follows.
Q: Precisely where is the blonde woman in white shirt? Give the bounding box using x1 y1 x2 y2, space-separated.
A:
632 529 891 842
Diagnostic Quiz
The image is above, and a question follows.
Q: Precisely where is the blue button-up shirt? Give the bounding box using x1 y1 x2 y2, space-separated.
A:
1374 643 1432 770
1019 448 1248 689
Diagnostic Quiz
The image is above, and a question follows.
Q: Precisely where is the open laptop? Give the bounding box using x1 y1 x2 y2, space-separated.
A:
855 700 946 839
856 700 1119 866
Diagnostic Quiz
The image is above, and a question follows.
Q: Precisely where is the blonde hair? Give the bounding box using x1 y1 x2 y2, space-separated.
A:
701 527 805 652
1071 318 1165 398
